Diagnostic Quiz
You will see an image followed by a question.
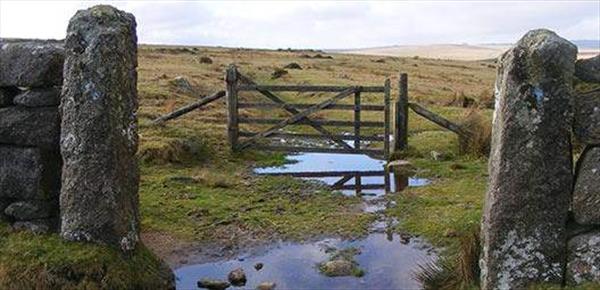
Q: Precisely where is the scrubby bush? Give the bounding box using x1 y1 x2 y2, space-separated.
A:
198 56 213 64
138 137 209 165
458 108 491 157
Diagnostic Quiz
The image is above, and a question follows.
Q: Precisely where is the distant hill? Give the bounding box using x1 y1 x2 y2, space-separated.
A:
571 39 600 50
333 40 599 61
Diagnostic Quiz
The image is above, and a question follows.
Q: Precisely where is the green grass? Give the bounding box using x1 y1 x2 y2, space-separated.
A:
0 223 172 289
140 163 374 242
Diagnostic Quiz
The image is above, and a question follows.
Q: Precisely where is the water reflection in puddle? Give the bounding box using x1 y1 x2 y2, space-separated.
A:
176 233 434 290
175 152 436 289
255 153 430 196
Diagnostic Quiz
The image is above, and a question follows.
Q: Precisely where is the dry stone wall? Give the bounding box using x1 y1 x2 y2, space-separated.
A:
0 6 140 252
0 40 64 233
481 29 600 289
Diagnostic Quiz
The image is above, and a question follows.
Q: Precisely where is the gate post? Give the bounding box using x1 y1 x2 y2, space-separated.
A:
394 73 409 151
384 79 391 160
225 65 239 151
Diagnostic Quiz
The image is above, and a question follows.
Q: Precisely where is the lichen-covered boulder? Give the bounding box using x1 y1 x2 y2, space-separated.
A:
0 106 60 149
14 87 60 107
575 54 600 83
60 5 140 252
573 89 600 145
0 41 64 87
572 147 600 224
566 230 600 285
480 29 577 289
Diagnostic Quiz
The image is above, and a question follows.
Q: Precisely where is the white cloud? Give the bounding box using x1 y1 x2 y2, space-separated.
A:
1 0 598 48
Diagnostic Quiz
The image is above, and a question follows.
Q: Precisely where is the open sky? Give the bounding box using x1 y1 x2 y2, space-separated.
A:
1 1 599 49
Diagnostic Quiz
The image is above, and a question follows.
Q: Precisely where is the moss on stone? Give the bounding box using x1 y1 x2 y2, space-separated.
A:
0 222 173 289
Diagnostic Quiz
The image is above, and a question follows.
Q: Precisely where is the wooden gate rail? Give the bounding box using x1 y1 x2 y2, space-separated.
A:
238 103 385 111
228 65 391 159
238 118 384 127
235 71 358 153
237 87 357 150
152 90 225 124
408 102 468 137
238 131 385 141
237 85 385 92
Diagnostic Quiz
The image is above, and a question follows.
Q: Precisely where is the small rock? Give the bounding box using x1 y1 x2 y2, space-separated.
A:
4 201 54 220
430 150 443 161
13 87 60 107
283 62 302 69
12 219 55 234
227 268 247 286
257 282 276 290
254 262 264 271
197 279 230 290
399 232 411 244
321 259 354 277
169 76 194 93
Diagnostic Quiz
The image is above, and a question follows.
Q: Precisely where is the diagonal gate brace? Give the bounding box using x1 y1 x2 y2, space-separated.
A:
238 87 357 150
238 73 357 151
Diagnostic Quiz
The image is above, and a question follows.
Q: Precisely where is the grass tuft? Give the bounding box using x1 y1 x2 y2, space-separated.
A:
416 227 480 290
459 108 492 157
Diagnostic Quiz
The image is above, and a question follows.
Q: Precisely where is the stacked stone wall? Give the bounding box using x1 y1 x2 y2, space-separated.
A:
0 40 64 233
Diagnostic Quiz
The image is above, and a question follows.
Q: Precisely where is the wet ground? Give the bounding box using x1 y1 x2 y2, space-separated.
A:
175 152 437 290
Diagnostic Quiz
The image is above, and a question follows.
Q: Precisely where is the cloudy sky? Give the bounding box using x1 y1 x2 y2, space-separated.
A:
1 1 598 49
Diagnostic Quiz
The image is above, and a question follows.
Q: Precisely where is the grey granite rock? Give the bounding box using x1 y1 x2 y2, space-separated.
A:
480 29 577 289
575 54 600 83
0 106 60 149
0 40 64 87
4 200 55 220
572 147 600 224
60 5 140 251
13 87 60 107
566 230 600 285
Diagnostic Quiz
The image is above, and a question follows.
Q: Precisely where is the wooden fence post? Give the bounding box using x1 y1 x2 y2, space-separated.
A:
394 73 409 151
225 65 239 151
354 90 361 150
384 78 391 160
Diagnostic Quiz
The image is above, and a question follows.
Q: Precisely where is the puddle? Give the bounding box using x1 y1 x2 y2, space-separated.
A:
255 153 430 196
176 234 434 290
175 152 436 289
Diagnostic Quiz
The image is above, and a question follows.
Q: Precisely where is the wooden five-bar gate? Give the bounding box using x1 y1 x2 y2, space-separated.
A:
225 65 406 160
154 64 467 163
